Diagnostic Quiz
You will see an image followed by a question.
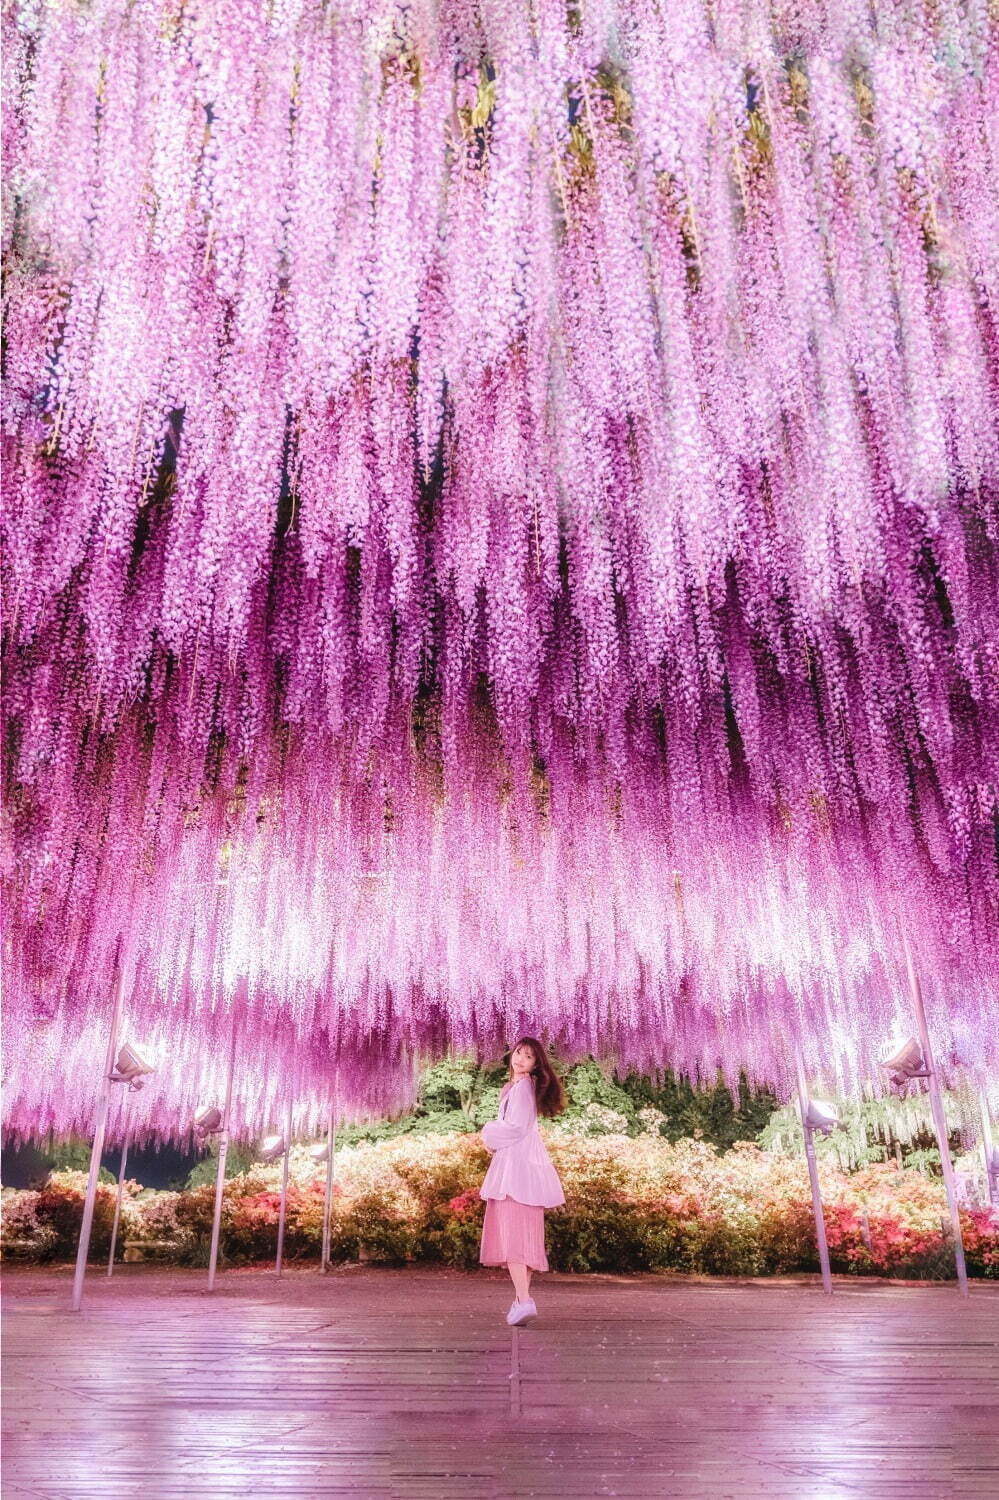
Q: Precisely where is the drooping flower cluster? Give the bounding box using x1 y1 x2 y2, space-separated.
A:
2 0 997 1137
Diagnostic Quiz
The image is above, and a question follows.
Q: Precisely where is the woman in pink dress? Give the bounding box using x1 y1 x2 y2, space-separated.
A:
479 1036 566 1326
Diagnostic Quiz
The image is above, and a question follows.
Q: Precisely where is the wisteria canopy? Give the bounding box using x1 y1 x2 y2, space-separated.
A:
2 0 997 1143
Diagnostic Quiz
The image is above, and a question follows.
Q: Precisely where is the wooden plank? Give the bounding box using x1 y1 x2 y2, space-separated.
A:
3 1267 998 1498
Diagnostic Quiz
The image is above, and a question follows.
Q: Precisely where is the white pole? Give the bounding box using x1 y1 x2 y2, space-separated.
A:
275 1098 293 1277
106 1116 132 1277
902 931 969 1296
72 949 127 1312
981 1094 997 1211
794 1045 833 1295
321 1070 339 1274
207 1001 241 1292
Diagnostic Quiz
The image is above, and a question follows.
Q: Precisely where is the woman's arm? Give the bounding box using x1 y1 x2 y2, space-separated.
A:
480 1079 535 1150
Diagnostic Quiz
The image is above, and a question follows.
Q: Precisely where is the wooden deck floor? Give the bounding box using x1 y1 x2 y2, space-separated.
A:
3 1266 998 1498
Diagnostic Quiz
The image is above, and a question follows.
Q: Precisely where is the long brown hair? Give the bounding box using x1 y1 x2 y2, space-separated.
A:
505 1036 566 1118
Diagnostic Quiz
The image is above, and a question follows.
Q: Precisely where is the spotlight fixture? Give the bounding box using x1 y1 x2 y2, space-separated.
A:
258 1133 286 1163
194 1105 223 1138
108 1043 155 1090
881 1037 931 1088
308 1141 330 1163
804 1099 840 1135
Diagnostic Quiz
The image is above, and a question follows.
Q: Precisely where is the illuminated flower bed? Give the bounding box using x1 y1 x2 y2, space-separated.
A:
4 1137 996 1280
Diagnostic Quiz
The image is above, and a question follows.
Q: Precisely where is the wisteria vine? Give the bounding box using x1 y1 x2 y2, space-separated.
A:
2 0 998 1137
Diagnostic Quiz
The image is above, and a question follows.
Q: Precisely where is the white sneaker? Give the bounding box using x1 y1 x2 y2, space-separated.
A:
506 1299 537 1326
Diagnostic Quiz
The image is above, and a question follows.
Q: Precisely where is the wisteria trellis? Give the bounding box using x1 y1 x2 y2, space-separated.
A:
2 0 997 1140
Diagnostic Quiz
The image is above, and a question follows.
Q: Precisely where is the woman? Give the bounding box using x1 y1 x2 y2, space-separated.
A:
479 1037 566 1325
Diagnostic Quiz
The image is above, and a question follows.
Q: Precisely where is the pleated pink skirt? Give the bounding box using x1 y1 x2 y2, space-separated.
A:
479 1196 549 1272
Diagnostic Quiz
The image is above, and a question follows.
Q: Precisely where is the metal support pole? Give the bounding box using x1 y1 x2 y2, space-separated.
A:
321 1070 339 1274
207 1001 241 1292
978 1098 990 1212
794 1046 833 1295
72 950 126 1312
275 1098 293 1277
106 1117 132 1277
981 1093 998 1211
903 931 969 1296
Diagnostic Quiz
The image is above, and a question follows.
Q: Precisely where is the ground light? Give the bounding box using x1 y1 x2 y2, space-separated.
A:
194 1106 223 1137
880 1038 931 1089
108 1043 156 1090
804 1100 841 1135
258 1133 287 1162
793 1047 835 1295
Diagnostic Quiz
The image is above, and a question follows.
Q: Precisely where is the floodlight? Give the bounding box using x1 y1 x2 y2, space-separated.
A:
881 1037 930 1086
258 1133 286 1162
194 1105 223 1138
308 1141 330 1163
804 1099 840 1135
109 1043 155 1090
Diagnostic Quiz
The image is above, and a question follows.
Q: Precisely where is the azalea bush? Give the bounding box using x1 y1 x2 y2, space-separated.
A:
1 1170 133 1262
0 1189 59 1259
3 1135 996 1278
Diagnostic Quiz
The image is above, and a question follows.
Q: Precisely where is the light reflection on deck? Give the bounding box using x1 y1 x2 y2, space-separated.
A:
3 1266 998 1497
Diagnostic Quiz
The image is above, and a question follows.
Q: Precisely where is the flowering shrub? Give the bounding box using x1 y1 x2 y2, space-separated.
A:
18 1171 121 1261
447 1188 482 1219
0 1189 59 1259
550 1104 633 1138
126 1191 190 1260
3 1135 996 1278
960 1210 999 1278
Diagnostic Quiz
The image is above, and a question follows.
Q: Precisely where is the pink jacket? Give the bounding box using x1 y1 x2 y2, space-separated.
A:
479 1076 566 1208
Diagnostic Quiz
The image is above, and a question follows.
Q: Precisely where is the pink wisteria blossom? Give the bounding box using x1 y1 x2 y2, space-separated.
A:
1 0 996 1136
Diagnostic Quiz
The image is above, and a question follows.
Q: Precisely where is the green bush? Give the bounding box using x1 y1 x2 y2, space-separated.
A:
183 1141 257 1189
618 1068 778 1146
564 1060 637 1120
